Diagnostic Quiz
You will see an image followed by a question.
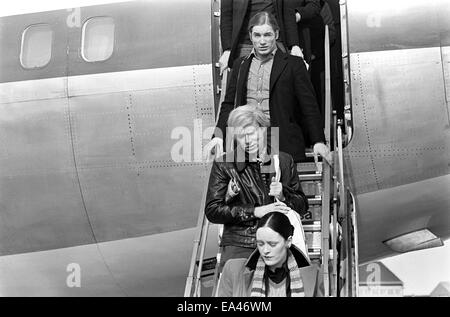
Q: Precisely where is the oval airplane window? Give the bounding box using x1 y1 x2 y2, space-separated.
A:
82 17 115 62
20 24 53 69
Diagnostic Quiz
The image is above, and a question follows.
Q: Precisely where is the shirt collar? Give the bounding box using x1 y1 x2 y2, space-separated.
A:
234 147 272 173
250 47 277 62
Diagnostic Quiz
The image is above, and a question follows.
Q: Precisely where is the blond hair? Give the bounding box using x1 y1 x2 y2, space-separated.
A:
227 105 270 129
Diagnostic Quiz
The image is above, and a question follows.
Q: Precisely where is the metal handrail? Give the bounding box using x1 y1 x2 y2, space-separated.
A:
337 122 353 296
339 0 353 146
194 215 211 296
324 25 332 144
331 113 339 297
349 190 359 297
185 0 224 297
210 236 223 297
319 24 333 297
337 122 346 220
184 164 213 297
211 0 223 118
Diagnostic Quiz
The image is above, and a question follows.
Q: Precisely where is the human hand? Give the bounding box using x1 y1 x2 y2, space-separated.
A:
269 176 284 201
204 137 224 162
313 142 333 172
225 178 240 201
303 59 309 70
219 50 231 75
290 45 303 58
254 201 291 218
295 12 301 23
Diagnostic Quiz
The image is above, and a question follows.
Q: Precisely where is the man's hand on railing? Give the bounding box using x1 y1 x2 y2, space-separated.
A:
290 45 303 58
204 137 224 162
290 46 309 70
303 60 310 71
219 50 230 75
313 142 333 172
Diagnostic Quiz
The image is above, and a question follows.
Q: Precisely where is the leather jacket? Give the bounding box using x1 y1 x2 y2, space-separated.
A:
205 151 308 249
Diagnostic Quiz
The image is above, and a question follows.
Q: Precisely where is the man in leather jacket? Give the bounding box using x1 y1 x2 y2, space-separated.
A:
205 105 308 270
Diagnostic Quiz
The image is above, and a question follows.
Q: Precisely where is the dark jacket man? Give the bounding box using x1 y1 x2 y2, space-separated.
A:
215 50 325 162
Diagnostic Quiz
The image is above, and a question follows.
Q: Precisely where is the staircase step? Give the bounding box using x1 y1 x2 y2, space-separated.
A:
304 149 324 159
305 149 314 158
308 249 321 259
307 195 322 205
308 249 334 260
298 173 322 181
301 181 321 196
302 220 321 232
297 162 321 173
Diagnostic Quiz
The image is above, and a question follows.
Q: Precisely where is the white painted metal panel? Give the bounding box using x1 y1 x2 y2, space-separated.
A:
442 46 450 123
0 225 219 296
346 48 450 194
0 77 67 104
67 65 213 97
0 97 96 254
68 65 215 242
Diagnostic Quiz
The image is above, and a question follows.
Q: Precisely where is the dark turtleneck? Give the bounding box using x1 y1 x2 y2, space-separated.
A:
264 256 292 296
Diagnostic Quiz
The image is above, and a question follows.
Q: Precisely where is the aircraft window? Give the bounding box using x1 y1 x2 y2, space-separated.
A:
82 17 115 62
20 24 53 69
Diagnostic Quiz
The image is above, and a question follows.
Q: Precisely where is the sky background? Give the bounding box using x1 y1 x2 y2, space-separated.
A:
1 0 449 297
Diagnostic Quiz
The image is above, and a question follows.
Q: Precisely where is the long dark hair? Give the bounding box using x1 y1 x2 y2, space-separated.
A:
257 212 294 240
248 11 280 33
257 212 295 297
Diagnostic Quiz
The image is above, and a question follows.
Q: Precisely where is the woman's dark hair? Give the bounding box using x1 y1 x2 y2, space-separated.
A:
257 212 294 240
248 11 280 33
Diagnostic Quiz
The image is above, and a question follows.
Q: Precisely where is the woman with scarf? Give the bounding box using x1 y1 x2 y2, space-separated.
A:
217 211 323 297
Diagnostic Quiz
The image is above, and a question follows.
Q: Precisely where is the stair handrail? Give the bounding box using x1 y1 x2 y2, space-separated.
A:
349 190 359 297
319 23 333 297
184 164 213 297
185 0 226 296
339 0 353 146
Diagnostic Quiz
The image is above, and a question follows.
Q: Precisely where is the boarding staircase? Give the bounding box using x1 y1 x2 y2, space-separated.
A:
184 3 358 296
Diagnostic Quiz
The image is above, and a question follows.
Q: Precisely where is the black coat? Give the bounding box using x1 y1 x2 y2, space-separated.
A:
220 0 299 68
289 0 321 63
215 50 325 162
205 151 308 249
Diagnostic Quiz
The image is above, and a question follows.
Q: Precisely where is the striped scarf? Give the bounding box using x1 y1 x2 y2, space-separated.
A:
250 249 305 297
